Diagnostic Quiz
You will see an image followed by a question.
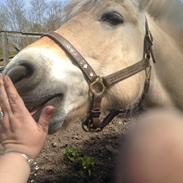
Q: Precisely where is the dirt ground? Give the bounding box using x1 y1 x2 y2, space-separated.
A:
0 116 128 183
34 117 128 183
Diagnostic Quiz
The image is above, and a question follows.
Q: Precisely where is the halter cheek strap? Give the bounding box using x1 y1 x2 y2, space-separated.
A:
42 20 155 132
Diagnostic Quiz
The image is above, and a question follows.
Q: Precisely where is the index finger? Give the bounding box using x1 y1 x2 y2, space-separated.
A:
0 74 12 115
3 75 26 113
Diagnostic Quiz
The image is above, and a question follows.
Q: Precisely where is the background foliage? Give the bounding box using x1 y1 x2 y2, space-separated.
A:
0 0 67 58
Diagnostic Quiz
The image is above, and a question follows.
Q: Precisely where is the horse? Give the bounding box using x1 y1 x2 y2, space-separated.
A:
3 0 183 133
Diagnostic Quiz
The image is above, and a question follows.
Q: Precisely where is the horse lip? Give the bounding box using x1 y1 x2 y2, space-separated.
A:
28 93 63 115
48 119 64 134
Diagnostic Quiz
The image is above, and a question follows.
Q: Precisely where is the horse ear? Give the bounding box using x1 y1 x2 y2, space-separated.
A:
138 0 152 10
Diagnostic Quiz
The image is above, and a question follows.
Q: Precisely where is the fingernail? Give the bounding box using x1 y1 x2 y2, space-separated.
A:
45 106 55 115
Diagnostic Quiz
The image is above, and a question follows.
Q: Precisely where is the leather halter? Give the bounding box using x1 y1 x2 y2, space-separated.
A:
42 20 155 132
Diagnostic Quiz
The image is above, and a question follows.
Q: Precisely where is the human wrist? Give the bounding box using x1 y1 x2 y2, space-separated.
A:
1 152 31 171
2 151 39 182
0 152 31 176
0 152 31 183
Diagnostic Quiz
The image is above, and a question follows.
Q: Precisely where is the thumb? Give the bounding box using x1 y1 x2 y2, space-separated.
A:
38 106 55 131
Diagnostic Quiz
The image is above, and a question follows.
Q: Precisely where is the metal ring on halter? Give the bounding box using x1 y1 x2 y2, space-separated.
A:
0 111 4 120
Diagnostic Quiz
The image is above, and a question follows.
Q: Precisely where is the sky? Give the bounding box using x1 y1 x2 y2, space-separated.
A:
0 0 69 6
0 0 182 8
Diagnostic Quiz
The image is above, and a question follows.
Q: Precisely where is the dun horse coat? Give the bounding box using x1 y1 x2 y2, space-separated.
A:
4 0 183 133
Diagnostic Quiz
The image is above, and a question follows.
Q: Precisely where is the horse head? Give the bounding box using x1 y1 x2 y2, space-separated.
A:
4 0 157 133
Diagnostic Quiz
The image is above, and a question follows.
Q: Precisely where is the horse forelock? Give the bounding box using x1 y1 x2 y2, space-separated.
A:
62 0 99 22
62 0 141 23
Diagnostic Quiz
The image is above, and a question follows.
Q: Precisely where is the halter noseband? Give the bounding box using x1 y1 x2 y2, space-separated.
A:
42 20 155 132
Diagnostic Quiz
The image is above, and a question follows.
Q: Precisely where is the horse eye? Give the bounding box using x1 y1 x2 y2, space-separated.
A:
100 11 124 26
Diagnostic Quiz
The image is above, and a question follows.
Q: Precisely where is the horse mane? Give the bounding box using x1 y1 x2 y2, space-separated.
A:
147 0 183 50
147 0 183 25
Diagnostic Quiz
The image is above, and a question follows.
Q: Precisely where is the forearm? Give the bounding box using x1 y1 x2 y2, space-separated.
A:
0 153 30 183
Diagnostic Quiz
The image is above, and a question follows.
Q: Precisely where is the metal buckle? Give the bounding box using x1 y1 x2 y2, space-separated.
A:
82 118 103 132
89 77 106 96
145 65 151 81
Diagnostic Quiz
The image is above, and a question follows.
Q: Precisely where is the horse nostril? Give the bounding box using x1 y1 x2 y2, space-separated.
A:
7 63 34 84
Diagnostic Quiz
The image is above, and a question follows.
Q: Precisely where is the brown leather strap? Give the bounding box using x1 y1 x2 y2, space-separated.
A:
44 32 151 89
84 94 103 129
104 59 149 87
43 19 155 132
44 32 98 83
144 21 156 63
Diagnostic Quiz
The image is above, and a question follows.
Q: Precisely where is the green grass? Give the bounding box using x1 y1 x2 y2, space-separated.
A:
64 147 95 176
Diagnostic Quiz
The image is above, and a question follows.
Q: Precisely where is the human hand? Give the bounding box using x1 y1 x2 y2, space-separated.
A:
0 75 54 158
